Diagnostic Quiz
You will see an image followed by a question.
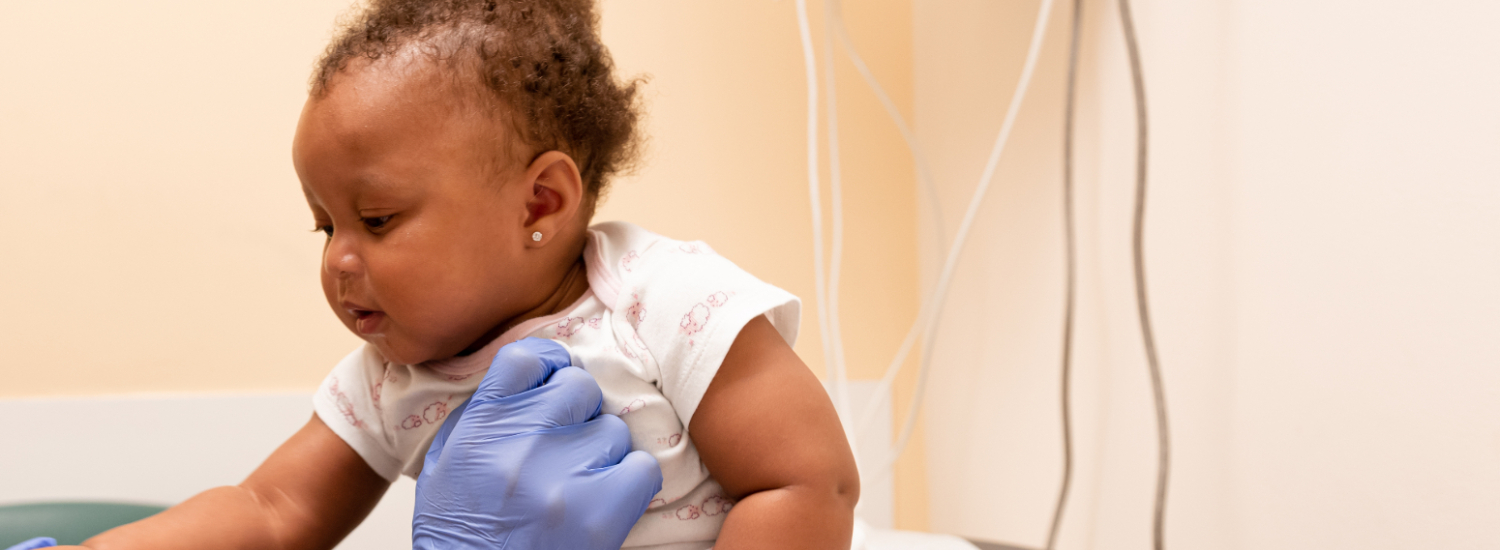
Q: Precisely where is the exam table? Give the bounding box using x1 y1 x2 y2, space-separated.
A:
0 502 1024 550
2 393 1025 550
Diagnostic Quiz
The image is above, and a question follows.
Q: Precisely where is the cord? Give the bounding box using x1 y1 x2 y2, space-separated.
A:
810 4 1168 548
823 0 951 450
820 0 857 454
883 0 1060 473
792 0 838 403
825 5 947 253
802 3 1167 547
806 0 1058 484
821 0 956 473
1116 0 1171 548
810 0 949 458
1046 0 1085 548
821 0 951 451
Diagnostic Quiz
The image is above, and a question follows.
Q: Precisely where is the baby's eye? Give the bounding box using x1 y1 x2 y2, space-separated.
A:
363 216 393 230
313 225 333 238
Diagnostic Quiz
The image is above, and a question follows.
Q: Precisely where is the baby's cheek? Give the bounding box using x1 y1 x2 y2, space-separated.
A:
386 297 489 362
319 271 343 316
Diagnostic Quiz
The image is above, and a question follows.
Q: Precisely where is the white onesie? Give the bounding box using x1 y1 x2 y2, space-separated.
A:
313 221 801 550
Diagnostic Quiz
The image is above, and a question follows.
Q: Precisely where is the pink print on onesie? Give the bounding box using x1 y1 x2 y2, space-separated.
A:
620 250 640 273
706 291 729 307
655 432 683 447
679 291 733 345
679 303 711 336
625 294 647 327
327 377 364 428
555 317 586 338
617 328 651 361
619 398 646 415
370 370 400 412
400 399 452 430
677 242 712 255
667 494 734 520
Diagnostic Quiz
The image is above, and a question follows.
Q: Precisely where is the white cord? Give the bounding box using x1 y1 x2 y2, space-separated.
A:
805 0 1057 483
825 7 947 256
808 7 1164 548
792 0 837 398
818 0 858 455
860 0 1060 473
821 2 948 460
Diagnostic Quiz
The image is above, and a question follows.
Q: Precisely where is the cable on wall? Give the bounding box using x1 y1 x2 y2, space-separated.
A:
801 5 1168 548
820 0 857 456
1116 0 1172 547
797 0 1058 484
825 3 947 252
822 0 954 454
867 0 1060 480
791 0 842 419
821 0 951 470
1046 0 1086 547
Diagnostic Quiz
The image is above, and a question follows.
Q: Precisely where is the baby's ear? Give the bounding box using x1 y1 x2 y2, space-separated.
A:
522 151 584 246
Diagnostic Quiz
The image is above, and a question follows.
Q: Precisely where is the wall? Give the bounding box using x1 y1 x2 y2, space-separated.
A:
0 0 929 531
915 0 1500 548
913 0 1080 545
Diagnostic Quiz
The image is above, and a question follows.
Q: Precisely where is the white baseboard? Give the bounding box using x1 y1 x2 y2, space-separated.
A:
0 380 893 547
0 393 413 549
829 380 895 530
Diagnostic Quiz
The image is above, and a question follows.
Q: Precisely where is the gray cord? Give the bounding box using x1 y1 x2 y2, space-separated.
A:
1045 0 1085 549
1116 0 1172 548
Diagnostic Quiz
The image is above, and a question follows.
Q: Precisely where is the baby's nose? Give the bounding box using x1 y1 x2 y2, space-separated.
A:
323 235 364 277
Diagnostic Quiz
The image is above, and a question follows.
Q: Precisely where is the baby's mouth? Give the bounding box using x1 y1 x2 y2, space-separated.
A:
352 309 386 335
342 301 386 335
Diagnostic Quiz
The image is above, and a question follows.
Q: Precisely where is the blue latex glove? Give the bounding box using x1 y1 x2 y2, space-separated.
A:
5 538 56 550
413 338 663 550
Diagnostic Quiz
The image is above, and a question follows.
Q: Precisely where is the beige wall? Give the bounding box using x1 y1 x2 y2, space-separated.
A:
0 0 931 531
913 0 1076 544
597 2 929 530
916 0 1500 548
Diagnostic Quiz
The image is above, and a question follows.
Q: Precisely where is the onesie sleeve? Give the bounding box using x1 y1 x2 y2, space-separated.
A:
610 230 802 429
313 344 405 481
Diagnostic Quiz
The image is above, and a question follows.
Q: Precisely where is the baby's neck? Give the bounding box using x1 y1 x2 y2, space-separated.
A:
456 257 590 357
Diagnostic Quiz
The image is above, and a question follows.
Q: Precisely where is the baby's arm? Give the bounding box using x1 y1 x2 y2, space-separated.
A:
68 415 389 550
691 315 860 550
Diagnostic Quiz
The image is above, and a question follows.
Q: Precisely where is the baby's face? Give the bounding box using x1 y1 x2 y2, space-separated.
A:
293 64 544 365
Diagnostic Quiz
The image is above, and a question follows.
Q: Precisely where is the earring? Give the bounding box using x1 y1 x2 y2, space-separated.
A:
532 231 543 242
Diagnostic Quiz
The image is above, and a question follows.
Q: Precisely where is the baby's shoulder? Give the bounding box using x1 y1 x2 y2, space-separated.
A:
584 221 737 307
586 221 716 267
586 219 799 348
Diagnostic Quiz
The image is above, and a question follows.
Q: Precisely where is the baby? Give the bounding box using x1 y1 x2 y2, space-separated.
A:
77 0 857 549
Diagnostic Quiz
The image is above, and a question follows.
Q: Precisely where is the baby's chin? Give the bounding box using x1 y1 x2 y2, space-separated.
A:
365 334 451 366
354 317 501 365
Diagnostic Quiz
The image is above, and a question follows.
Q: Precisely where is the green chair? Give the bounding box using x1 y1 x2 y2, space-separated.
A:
0 502 167 547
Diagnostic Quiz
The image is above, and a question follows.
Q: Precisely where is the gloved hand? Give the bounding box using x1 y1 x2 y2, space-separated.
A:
413 338 663 550
4 538 55 550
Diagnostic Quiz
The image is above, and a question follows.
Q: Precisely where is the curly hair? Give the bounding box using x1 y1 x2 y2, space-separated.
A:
312 0 643 202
